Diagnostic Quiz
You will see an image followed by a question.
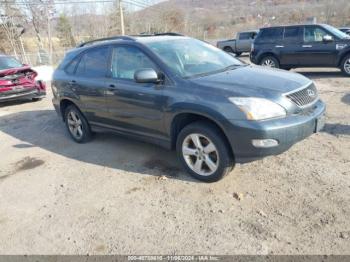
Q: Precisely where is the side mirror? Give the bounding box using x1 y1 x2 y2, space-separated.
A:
323 35 333 42
134 68 160 84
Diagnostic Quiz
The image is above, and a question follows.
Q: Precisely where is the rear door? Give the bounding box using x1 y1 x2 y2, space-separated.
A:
255 27 284 60
279 26 303 66
299 25 337 66
69 46 111 123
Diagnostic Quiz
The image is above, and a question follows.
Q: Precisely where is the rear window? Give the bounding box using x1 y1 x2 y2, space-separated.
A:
258 28 284 42
0 56 23 70
239 32 256 40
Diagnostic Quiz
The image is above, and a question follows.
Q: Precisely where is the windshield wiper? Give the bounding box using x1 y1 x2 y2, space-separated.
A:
223 64 244 71
184 64 245 79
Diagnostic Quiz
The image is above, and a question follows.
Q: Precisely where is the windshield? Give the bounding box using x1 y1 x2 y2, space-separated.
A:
323 24 350 39
0 56 23 70
145 38 244 78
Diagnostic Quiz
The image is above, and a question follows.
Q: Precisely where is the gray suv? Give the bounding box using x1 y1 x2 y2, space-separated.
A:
52 33 326 182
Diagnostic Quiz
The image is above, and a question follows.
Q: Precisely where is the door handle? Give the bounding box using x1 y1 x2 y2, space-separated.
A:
302 45 313 48
108 84 117 90
275 45 284 48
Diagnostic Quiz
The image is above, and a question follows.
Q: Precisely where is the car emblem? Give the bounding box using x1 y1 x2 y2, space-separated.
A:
307 89 315 97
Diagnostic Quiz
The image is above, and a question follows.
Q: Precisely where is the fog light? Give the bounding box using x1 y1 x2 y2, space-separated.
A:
252 139 279 148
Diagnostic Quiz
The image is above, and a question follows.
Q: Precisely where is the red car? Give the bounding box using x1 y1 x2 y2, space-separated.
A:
0 54 46 103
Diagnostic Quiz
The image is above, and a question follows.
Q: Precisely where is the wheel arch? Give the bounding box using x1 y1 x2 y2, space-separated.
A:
337 50 350 67
59 99 80 122
223 46 234 52
169 111 234 159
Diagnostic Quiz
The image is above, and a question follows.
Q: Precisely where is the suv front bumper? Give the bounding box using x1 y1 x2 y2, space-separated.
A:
224 99 326 163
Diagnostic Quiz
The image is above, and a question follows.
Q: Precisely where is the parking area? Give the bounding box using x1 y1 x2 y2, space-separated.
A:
0 64 349 254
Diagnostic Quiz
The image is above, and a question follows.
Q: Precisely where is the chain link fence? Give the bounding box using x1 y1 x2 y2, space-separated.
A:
11 49 68 67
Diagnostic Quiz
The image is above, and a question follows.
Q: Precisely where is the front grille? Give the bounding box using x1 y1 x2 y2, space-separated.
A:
286 83 318 107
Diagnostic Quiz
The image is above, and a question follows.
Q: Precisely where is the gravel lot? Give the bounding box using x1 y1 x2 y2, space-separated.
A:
0 63 349 255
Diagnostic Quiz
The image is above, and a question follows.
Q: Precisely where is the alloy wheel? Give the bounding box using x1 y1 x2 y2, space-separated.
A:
67 111 83 139
262 59 276 68
344 58 350 74
182 133 219 176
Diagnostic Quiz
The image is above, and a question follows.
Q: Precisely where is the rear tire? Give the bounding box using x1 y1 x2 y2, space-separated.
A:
260 56 280 69
223 47 233 53
340 54 350 76
176 121 234 182
64 105 92 143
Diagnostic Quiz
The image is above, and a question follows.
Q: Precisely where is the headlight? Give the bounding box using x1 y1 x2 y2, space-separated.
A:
229 97 286 120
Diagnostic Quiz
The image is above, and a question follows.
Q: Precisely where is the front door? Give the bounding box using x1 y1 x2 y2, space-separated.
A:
104 45 168 140
298 25 338 66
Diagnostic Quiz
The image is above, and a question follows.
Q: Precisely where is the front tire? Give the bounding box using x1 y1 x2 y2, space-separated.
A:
341 54 350 76
176 121 234 182
64 105 92 143
260 56 280 68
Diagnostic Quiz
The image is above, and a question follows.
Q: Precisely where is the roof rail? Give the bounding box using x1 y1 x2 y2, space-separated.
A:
77 36 135 48
136 32 184 37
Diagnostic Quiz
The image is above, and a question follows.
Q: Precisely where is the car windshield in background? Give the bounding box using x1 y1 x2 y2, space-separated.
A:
0 56 23 70
145 38 244 78
323 24 350 39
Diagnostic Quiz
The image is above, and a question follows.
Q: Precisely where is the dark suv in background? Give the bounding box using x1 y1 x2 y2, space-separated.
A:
52 34 326 182
250 24 350 76
339 27 350 35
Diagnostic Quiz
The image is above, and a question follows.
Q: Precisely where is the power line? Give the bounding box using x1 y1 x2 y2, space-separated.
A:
0 0 152 8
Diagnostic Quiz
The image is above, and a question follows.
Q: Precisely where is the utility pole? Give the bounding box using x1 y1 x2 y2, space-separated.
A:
119 0 125 35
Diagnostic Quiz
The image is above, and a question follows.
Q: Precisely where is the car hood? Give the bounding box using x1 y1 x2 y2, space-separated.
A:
189 65 312 96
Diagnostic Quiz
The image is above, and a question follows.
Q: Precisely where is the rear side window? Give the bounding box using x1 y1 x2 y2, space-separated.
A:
75 47 109 78
258 28 284 42
239 32 254 40
65 58 79 74
284 27 303 42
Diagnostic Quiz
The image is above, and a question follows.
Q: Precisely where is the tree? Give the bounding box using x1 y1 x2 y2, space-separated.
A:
56 14 76 48
0 4 25 56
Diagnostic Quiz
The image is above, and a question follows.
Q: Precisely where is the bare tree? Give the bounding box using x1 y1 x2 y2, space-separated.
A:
0 4 25 56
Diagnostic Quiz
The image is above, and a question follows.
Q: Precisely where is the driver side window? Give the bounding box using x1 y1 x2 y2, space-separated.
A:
111 46 157 80
304 27 328 42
